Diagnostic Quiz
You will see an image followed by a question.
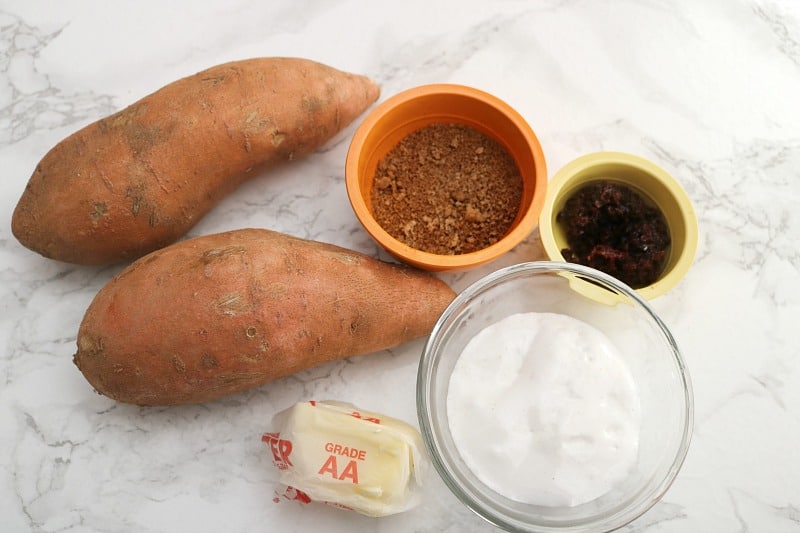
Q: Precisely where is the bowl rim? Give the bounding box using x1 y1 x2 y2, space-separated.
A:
345 83 548 272
417 260 695 532
538 151 699 299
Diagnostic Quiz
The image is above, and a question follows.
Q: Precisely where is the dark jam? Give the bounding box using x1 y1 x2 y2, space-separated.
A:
556 181 671 289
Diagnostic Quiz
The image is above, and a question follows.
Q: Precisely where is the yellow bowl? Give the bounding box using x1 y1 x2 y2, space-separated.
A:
345 84 547 272
538 152 698 301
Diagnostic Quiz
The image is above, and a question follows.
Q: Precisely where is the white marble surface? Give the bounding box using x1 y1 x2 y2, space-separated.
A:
2 1 799 531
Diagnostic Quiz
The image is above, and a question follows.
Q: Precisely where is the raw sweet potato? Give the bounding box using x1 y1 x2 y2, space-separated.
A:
73 229 456 406
12 58 379 265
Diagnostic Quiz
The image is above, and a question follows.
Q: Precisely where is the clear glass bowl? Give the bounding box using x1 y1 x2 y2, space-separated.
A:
417 262 693 532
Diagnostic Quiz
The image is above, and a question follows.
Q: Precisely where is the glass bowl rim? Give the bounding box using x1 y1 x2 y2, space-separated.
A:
416 260 695 532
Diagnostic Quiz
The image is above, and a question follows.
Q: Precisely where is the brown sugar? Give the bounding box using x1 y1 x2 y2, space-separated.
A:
371 123 523 255
556 181 671 289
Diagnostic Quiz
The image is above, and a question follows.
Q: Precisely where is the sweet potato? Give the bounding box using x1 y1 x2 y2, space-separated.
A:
73 229 456 406
12 57 379 265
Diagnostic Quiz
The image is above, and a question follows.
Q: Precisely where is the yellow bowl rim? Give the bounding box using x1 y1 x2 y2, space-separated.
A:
538 151 698 300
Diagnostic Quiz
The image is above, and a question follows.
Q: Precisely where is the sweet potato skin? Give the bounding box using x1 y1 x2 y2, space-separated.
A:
12 58 380 265
73 229 456 406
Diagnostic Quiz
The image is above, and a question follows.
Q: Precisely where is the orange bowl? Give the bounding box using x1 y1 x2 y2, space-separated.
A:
345 84 547 271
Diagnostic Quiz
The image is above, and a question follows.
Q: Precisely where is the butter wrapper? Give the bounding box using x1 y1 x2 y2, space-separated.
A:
262 400 428 517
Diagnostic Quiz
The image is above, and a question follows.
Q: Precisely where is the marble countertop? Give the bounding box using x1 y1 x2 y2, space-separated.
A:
2 1 799 531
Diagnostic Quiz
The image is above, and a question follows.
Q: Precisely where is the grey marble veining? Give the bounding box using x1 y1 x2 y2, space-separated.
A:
2 1 800 531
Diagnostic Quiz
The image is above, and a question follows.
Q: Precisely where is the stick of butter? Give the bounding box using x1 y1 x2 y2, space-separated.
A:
262 400 428 517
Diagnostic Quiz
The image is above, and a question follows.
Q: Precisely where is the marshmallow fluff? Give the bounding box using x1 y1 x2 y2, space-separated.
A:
446 312 642 507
